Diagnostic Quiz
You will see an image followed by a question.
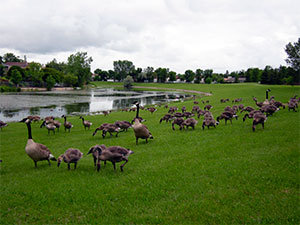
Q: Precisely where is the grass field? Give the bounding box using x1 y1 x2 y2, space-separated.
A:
0 83 299 224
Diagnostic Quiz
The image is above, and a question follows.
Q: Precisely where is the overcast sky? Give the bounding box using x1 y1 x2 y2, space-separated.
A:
0 0 299 73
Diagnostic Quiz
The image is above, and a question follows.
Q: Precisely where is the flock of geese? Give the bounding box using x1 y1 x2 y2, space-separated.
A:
0 95 298 171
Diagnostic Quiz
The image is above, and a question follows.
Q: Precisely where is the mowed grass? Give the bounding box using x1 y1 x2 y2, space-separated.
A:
0 83 299 224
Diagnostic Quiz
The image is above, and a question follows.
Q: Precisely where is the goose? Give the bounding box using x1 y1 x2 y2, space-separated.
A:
87 144 134 172
132 102 153 144
57 148 83 170
79 116 92 130
114 121 132 131
0 120 8 131
180 118 198 130
61 115 73 132
19 118 56 167
40 121 56 134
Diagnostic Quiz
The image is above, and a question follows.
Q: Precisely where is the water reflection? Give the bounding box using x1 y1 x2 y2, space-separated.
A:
0 88 190 122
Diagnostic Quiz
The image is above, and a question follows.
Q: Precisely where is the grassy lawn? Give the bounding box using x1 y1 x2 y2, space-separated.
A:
0 83 299 224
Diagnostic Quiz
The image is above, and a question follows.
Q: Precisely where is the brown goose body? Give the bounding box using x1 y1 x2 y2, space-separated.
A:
57 148 83 170
80 116 92 130
87 145 134 172
20 118 56 167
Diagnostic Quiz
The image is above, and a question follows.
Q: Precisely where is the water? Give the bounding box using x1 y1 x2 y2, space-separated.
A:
0 88 190 122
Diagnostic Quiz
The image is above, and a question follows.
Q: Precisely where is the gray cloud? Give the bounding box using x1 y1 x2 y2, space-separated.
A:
0 0 299 73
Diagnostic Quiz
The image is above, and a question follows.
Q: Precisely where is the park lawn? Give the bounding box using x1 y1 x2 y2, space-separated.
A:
0 83 299 224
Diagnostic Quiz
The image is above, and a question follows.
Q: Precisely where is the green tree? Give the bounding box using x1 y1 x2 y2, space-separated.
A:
6 66 25 80
94 69 108 81
10 69 22 86
63 73 78 87
285 38 300 71
195 69 203 83
46 58 67 72
168 71 177 82
42 67 64 84
203 69 213 80
113 60 135 81
144 67 154 82
184 70 195 83
46 75 56 91
3 53 23 62
66 52 93 87
27 62 43 86
155 67 169 83
123 75 134 90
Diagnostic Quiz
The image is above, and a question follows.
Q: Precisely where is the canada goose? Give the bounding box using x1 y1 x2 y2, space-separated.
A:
27 115 41 122
159 114 174 123
238 104 244 111
217 111 238 125
79 116 92 130
57 148 83 170
93 123 120 138
180 118 198 130
193 101 199 104
114 121 132 131
87 144 134 172
240 106 255 113
242 110 261 122
288 101 298 112
168 106 178 114
202 118 219 130
260 105 279 116
147 107 157 114
0 120 8 131
204 105 213 110
172 117 185 130
197 109 205 119
19 118 56 167
40 121 56 134
220 98 230 103
253 97 264 108
174 112 184 117
102 111 110 116
252 112 267 131
132 118 153 144
183 112 194 118
101 124 121 138
61 115 73 132
232 98 242 103
181 106 186 113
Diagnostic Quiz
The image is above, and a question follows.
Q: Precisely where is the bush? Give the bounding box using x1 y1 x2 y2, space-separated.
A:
123 75 134 90
0 85 21 92
46 75 56 91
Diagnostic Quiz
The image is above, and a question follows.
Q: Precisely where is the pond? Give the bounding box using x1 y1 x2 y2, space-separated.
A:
0 88 191 122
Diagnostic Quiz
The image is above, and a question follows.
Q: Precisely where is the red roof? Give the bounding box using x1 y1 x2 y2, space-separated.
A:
4 62 28 68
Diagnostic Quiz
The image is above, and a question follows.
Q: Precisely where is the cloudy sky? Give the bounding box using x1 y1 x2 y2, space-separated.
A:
0 0 299 73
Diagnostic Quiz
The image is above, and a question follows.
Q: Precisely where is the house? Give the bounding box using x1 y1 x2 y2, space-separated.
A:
3 61 29 70
223 76 235 83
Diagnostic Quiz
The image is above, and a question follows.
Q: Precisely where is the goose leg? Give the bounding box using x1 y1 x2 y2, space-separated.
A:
74 162 77 169
112 162 116 170
93 156 97 167
48 159 51 166
136 137 139 145
120 159 128 172
34 161 37 168
68 163 70 170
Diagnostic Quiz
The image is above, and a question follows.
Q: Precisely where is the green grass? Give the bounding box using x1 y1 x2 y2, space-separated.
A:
1 83 299 224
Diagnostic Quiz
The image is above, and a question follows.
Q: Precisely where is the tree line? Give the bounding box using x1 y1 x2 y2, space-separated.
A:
0 38 299 91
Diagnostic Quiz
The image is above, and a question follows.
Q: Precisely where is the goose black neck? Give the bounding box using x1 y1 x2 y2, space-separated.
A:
136 104 140 118
266 91 269 100
64 117 67 122
26 122 32 139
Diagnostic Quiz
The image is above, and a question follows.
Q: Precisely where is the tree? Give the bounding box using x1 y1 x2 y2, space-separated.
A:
168 71 177 82
42 67 64 84
285 38 300 71
155 67 169 83
94 69 108 81
184 70 195 83
144 67 154 82
113 60 135 81
46 58 67 72
261 65 272 84
66 52 93 87
3 53 23 62
63 73 78 87
123 75 134 90
10 69 22 86
6 66 25 80
203 69 213 80
195 69 203 83
27 62 43 86
46 75 56 91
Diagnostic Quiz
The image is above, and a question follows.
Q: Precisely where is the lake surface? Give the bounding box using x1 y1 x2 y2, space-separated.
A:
0 88 190 122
